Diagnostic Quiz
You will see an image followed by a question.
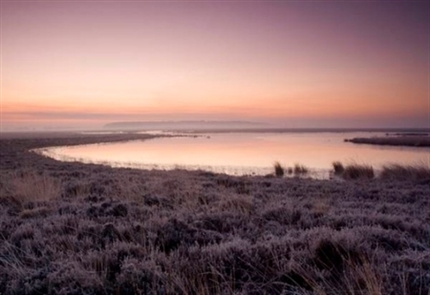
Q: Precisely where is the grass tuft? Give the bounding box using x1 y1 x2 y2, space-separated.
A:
1 170 61 209
273 161 284 177
293 163 309 175
342 163 374 180
332 161 345 175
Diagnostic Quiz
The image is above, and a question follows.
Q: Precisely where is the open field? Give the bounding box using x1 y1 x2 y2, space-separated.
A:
345 136 430 147
0 133 429 294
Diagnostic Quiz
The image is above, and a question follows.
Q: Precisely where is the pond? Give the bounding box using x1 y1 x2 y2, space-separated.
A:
36 132 429 178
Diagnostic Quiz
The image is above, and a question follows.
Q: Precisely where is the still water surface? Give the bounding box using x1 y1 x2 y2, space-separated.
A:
38 132 429 177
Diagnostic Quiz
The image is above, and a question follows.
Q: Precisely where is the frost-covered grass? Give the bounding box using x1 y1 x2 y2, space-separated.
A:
0 134 429 295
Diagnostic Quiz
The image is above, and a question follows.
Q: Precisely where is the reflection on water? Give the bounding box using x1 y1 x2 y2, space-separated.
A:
36 132 429 178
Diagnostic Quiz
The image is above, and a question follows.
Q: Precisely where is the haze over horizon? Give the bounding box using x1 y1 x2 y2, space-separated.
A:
1 1 429 131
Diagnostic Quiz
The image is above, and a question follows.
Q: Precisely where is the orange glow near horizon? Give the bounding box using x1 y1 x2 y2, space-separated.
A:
1 2 429 130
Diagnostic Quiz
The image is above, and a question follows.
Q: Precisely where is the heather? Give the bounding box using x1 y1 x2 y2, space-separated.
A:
0 133 429 295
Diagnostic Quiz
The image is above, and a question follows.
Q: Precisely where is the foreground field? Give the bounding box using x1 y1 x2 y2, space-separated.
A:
0 133 429 295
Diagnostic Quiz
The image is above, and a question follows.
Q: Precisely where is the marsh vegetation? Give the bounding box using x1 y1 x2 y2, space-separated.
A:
0 134 429 295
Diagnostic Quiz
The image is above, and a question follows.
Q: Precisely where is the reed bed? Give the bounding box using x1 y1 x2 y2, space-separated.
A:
380 163 430 181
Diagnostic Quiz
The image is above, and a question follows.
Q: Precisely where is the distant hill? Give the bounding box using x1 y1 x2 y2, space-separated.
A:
103 120 268 131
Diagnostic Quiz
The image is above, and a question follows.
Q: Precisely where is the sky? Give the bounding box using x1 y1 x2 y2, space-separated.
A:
1 0 429 131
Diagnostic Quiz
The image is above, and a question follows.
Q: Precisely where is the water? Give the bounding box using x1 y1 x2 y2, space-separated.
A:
37 132 429 178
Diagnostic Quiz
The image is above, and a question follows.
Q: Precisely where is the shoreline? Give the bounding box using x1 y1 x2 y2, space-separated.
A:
0 133 429 294
14 131 429 180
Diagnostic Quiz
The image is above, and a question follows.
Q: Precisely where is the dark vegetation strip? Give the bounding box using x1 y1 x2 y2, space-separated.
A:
0 133 429 295
345 136 430 147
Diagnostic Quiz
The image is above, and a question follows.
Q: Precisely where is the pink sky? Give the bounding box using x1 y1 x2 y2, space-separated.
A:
1 1 429 131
